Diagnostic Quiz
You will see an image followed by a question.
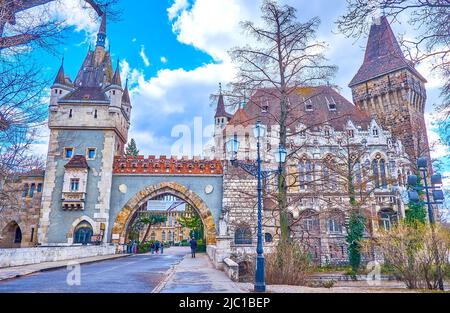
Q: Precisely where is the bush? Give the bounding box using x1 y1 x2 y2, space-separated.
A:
248 240 315 285
363 222 450 290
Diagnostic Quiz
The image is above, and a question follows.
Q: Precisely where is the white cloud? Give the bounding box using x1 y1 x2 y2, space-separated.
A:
139 45 151 67
167 0 190 21
160 56 168 64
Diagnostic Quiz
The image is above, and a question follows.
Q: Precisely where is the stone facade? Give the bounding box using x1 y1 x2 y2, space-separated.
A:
0 171 44 248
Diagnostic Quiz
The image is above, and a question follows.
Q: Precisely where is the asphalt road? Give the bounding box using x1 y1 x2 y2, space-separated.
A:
0 247 188 293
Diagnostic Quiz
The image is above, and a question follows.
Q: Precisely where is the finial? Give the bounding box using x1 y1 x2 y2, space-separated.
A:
219 82 222 95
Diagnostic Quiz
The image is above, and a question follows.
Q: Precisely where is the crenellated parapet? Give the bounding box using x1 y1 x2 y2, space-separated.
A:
113 155 223 175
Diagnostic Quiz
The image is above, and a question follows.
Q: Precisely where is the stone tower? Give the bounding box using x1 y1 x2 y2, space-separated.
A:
349 16 429 161
38 14 132 244
213 84 232 159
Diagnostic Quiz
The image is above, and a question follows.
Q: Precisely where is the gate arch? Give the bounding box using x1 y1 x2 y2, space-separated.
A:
111 182 217 244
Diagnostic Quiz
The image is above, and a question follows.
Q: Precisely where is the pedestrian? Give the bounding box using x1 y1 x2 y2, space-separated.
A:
155 241 160 254
127 240 132 254
150 242 155 254
189 237 197 258
160 242 164 254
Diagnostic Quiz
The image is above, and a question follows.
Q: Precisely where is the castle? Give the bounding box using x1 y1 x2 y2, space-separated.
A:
0 15 432 266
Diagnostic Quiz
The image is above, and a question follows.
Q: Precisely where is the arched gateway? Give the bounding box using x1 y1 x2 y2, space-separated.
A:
111 182 217 244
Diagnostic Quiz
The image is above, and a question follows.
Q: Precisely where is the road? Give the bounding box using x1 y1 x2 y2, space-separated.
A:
0 247 188 293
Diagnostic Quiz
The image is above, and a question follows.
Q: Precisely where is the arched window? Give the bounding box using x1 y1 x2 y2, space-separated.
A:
300 210 320 232
380 159 387 188
234 225 252 245
74 221 93 245
14 226 22 244
150 232 156 241
162 231 166 241
264 233 273 243
372 159 380 187
29 183 36 197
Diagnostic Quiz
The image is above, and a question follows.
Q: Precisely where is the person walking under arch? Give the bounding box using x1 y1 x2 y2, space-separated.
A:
189 237 197 258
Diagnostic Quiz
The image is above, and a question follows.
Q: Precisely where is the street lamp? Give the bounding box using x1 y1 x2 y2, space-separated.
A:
407 157 445 290
226 120 286 292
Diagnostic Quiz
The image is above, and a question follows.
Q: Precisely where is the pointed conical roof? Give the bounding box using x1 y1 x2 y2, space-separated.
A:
112 59 122 86
214 84 232 118
53 58 66 85
122 79 131 103
96 13 107 48
349 16 426 87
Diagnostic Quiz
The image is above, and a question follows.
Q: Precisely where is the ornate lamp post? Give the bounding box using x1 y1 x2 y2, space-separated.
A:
226 120 287 293
407 157 445 291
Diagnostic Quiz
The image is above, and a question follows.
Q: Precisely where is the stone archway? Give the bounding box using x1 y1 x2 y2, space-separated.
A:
111 182 217 245
0 221 22 248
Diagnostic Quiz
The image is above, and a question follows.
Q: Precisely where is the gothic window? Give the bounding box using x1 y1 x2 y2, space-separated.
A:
372 159 380 187
37 183 43 192
74 221 93 245
380 159 387 188
234 225 252 245
70 178 80 192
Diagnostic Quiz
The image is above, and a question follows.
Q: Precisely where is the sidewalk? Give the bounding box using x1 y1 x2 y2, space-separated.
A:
156 252 244 293
0 254 130 281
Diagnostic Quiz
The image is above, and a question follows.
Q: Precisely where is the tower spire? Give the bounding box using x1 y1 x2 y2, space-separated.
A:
96 13 107 48
53 56 66 85
122 78 131 104
112 58 122 86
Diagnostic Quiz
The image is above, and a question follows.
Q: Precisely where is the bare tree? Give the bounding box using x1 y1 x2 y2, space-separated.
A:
228 0 336 241
336 0 450 113
0 0 119 51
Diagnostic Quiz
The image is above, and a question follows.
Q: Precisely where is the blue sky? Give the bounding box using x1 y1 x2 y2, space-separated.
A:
31 0 446 163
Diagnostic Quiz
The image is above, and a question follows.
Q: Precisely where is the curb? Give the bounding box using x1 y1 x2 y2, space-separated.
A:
0 254 132 282
151 254 186 293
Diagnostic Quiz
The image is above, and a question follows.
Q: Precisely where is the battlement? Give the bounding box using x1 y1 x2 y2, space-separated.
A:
113 155 223 175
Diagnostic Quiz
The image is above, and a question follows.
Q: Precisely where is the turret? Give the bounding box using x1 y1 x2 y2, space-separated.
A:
106 59 123 114
50 58 74 109
122 78 132 120
214 83 232 128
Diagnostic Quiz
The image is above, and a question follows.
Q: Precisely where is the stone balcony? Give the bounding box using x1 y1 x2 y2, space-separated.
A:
61 192 86 211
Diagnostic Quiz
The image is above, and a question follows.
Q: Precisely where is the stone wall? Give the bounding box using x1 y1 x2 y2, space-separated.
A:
0 244 116 268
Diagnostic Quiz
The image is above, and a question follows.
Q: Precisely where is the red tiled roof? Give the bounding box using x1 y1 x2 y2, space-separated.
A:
349 16 426 87
235 86 371 131
65 155 89 169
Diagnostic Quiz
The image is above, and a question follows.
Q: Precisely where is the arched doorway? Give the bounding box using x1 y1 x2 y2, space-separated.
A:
0 221 22 248
73 221 93 245
111 182 217 245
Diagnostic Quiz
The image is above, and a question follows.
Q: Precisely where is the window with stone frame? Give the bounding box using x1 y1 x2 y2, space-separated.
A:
65 147 74 159
87 148 96 160
326 211 344 234
299 157 313 191
378 209 398 231
70 178 80 192
234 225 252 245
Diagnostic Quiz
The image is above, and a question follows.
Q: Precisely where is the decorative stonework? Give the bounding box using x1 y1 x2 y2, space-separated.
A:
111 182 217 244
113 155 223 175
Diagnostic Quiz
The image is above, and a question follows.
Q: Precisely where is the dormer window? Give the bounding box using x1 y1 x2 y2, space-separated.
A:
347 129 354 138
299 130 306 138
326 96 336 111
112 90 116 96
324 129 330 137
305 100 313 111
262 105 269 113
